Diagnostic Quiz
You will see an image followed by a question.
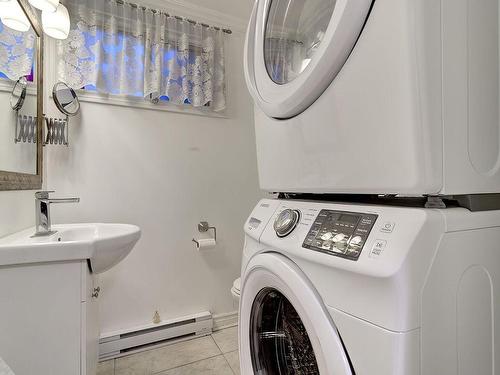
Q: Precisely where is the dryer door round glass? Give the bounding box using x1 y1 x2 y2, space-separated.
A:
250 288 319 373
245 0 373 119
264 0 336 85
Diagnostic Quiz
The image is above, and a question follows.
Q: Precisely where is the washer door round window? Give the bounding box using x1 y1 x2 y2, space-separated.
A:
250 288 320 374
264 0 336 85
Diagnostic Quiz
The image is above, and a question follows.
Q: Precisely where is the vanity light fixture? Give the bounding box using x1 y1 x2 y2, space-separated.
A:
41 3 69 39
0 0 31 32
28 0 58 12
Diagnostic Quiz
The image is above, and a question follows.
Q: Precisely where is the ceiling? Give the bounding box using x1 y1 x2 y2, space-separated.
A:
182 0 254 22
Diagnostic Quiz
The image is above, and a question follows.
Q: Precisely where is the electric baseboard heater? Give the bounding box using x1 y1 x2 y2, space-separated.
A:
99 311 213 360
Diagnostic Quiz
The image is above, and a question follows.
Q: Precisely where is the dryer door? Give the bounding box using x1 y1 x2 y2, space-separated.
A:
239 253 353 374
244 0 373 119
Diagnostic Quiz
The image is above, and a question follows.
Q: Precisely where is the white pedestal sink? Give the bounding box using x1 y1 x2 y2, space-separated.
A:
0 223 141 375
0 223 141 273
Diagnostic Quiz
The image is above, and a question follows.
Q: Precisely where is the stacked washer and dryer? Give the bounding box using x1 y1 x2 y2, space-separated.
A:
237 0 500 374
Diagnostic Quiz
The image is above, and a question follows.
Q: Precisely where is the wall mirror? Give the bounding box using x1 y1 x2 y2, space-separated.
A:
0 0 43 190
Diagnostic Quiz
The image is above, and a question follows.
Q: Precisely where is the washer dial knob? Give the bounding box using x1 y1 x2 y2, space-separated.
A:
274 209 300 237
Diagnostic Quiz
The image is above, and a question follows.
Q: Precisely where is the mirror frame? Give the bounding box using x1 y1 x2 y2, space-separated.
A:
0 0 43 190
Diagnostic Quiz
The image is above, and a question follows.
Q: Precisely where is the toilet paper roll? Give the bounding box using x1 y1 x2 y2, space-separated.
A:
195 238 216 250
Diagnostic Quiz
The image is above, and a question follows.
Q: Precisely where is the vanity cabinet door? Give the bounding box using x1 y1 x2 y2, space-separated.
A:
81 264 99 375
0 261 82 375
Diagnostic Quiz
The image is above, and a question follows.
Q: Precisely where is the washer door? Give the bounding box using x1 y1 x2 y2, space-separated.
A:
239 253 352 375
244 0 373 119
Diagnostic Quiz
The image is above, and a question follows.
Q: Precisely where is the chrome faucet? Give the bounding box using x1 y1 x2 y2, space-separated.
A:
34 191 80 236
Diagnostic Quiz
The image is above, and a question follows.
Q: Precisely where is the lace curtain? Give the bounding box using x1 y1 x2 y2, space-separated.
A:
58 0 226 111
0 21 36 81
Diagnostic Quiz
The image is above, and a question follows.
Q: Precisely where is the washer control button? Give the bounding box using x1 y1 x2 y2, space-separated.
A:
332 233 346 243
320 232 334 241
350 236 363 245
370 239 387 258
380 222 395 233
274 209 300 237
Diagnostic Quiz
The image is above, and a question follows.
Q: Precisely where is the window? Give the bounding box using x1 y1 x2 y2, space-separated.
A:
58 0 226 112
0 20 36 84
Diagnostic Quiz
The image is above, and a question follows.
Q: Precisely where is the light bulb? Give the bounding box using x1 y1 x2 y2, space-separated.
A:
29 0 59 12
0 0 31 32
42 3 69 39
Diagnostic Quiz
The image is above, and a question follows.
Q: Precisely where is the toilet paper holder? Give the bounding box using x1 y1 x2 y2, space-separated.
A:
192 221 217 247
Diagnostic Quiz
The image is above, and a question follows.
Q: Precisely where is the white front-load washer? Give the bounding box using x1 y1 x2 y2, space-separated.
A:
244 0 500 195
239 198 500 374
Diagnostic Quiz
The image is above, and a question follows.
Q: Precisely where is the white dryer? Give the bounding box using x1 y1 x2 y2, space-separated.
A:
244 0 500 195
238 199 500 374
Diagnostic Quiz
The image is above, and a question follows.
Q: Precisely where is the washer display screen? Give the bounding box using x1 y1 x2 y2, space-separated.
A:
338 214 358 224
302 210 378 260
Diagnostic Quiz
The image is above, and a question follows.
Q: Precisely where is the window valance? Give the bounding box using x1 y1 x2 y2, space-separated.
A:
0 21 35 81
58 0 226 111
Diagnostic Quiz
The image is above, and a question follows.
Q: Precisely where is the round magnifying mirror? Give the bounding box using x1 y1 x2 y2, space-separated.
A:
10 77 27 110
53 81 80 116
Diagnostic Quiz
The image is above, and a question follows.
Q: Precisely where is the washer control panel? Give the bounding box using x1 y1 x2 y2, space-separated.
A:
302 210 378 260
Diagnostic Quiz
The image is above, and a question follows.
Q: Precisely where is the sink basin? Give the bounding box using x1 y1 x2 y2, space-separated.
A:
0 223 141 273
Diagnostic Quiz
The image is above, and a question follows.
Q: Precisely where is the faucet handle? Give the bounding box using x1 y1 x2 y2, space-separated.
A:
35 191 55 199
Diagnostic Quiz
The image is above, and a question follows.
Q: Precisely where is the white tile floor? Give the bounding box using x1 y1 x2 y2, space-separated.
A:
97 326 240 375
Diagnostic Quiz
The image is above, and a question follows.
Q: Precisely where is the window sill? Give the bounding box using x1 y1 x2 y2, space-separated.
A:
73 89 229 119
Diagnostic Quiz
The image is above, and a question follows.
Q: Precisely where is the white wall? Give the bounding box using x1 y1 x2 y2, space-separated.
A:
0 191 36 238
44 26 261 333
0 86 38 238
0 88 37 174
0 88 38 239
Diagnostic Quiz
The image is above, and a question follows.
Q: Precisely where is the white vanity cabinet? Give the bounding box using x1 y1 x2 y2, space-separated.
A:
0 260 99 375
0 222 141 374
